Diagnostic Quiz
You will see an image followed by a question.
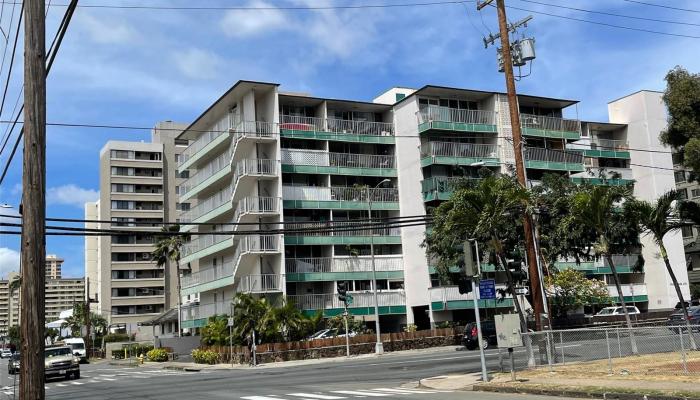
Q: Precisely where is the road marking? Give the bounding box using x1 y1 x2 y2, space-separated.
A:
44 385 49 389
331 390 391 397
241 396 289 400
3 391 12 395
88 380 99 383
99 374 115 377
372 388 441 394
287 393 346 399
99 377 116 381
70 381 83 385
56 383 67 387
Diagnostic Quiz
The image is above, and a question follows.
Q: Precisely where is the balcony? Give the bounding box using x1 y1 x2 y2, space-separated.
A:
570 167 634 186
232 159 279 201
231 120 277 159
575 138 631 159
286 256 404 282
235 274 284 294
421 176 474 202
181 260 234 295
607 283 648 302
279 115 395 144
180 148 233 201
178 114 232 172
181 301 230 329
420 141 499 167
417 106 497 134
428 285 512 311
232 234 282 277
288 291 406 316
281 149 396 177
555 254 641 275
282 186 399 210
232 196 280 232
524 147 584 171
180 184 233 226
181 233 234 265
283 221 402 246
521 114 581 140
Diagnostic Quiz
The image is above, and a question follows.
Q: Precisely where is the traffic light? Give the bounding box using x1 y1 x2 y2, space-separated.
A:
508 260 528 282
337 281 348 304
451 273 473 295
463 241 478 278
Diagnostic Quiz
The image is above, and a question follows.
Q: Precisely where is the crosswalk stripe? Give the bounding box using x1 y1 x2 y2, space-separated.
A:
88 380 99 383
3 391 12 395
373 388 439 394
44 386 49 389
330 390 391 397
99 374 115 377
99 377 116 381
70 381 83 385
241 396 290 400
56 383 67 387
288 393 346 399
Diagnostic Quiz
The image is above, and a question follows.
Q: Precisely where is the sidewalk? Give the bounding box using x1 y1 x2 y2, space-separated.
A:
417 373 483 391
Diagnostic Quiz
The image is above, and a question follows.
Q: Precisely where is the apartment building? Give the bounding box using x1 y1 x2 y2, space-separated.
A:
672 153 700 286
176 81 688 331
85 123 188 336
45 278 84 323
46 254 64 279
0 272 20 337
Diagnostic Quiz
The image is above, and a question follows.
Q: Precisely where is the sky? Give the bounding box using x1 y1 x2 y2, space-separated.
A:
0 0 698 279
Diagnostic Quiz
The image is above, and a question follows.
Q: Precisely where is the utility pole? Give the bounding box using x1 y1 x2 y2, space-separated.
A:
84 277 98 360
477 0 544 330
21 0 46 398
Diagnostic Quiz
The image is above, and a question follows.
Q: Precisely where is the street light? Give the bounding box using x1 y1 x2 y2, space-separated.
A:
366 178 390 355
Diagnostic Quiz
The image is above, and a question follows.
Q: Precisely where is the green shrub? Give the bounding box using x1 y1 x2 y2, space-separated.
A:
111 343 154 359
146 348 169 362
192 349 219 365
403 324 418 333
103 333 131 343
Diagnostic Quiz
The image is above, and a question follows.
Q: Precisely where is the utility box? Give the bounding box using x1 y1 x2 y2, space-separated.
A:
495 314 523 348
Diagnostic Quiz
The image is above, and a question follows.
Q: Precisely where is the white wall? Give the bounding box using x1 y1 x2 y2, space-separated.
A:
608 91 691 309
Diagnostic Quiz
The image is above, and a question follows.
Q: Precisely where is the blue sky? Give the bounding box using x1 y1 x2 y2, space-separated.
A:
0 0 698 278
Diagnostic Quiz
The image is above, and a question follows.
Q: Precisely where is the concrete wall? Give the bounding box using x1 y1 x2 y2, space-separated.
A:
156 335 202 355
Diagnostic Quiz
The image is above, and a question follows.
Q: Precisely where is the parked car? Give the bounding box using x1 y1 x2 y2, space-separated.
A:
44 346 80 380
306 329 338 341
462 321 497 350
667 305 700 333
595 306 641 316
674 299 700 310
7 353 19 374
63 337 87 362
0 348 12 359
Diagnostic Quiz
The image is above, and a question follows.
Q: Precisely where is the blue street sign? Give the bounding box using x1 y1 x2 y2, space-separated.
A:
479 279 496 300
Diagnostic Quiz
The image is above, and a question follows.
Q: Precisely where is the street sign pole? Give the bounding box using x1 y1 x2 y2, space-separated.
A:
471 239 489 382
343 303 350 357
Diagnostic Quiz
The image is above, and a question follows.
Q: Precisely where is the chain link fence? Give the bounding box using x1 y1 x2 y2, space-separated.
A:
520 325 700 375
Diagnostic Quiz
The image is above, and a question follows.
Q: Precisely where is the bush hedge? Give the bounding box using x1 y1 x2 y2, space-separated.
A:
192 349 219 365
111 344 154 359
103 333 133 343
146 348 169 362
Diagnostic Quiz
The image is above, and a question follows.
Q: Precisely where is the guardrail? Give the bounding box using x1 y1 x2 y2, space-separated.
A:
233 196 280 225
279 115 394 136
282 186 398 203
285 256 403 273
181 260 234 289
235 274 284 293
590 138 628 150
288 291 406 310
180 148 232 196
181 233 231 258
521 113 581 133
525 147 583 164
181 301 230 322
180 185 233 223
281 149 394 169
421 141 499 159
284 221 401 237
234 159 278 183
179 114 231 167
417 106 496 125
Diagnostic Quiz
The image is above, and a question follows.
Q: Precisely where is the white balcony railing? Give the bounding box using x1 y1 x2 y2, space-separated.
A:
181 260 234 289
284 221 401 237
233 234 281 261
607 283 648 298
181 233 231 258
288 291 406 310
525 147 583 165
180 185 233 223
181 301 230 322
590 138 629 151
179 114 231 167
232 120 277 155
281 149 395 169
286 256 403 273
521 113 581 133
233 196 280 225
282 186 399 203
279 115 394 137
417 105 496 125
180 148 232 196
234 159 278 184
235 274 284 293
421 141 499 159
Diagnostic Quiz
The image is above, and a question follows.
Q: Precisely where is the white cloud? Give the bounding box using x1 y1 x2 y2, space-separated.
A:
173 48 223 80
220 0 288 38
78 12 138 44
47 185 99 208
0 248 20 279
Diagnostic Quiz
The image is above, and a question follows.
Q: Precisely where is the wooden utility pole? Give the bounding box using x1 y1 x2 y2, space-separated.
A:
85 277 91 360
478 0 544 330
20 0 46 398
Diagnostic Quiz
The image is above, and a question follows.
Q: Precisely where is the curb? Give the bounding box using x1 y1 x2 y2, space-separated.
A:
473 383 700 400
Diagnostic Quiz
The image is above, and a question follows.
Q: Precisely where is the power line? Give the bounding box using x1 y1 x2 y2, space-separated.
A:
622 0 700 14
0 1 471 10
0 1 22 156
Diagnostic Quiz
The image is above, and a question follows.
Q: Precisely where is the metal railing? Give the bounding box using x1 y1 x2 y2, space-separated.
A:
281 149 395 169
601 254 640 268
285 256 403 273
235 234 281 256
279 115 394 136
282 186 399 203
233 196 280 224
235 274 284 293
180 148 232 196
232 120 277 156
421 176 473 196
179 114 231 167
417 105 496 125
180 185 233 223
181 233 232 258
181 301 230 322
288 291 406 310
607 283 647 298
181 260 234 289
234 159 278 183
428 284 509 302
590 137 629 151
521 113 581 133
525 147 583 165
284 221 402 237
421 141 499 159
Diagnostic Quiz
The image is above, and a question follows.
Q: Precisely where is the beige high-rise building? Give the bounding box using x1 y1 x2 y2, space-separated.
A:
45 278 84 323
46 254 64 279
0 272 20 337
85 122 189 337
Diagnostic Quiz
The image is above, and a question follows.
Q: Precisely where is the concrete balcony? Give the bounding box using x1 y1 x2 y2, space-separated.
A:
570 167 634 186
232 159 279 201
285 256 404 282
607 283 648 302
555 254 641 275
421 176 474 202
235 274 284 294
281 149 396 177
232 196 280 232
279 115 394 144
181 260 234 296
288 291 406 316
282 185 399 210
521 114 581 139
178 114 232 172
232 235 281 276
417 106 497 134
569 138 630 159
180 148 233 201
524 147 584 172
181 234 234 265
283 221 402 246
180 184 233 227
428 285 512 311
231 120 278 160
420 141 499 167
181 301 230 329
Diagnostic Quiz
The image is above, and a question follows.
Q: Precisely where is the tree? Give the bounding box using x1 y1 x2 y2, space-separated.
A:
8 325 19 347
272 301 310 342
231 293 279 345
45 328 59 345
61 303 87 337
568 184 641 353
659 67 700 178
152 224 190 337
545 269 610 318
201 315 230 346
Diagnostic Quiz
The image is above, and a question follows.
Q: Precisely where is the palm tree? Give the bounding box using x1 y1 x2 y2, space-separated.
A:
570 185 641 354
632 190 697 349
152 224 189 337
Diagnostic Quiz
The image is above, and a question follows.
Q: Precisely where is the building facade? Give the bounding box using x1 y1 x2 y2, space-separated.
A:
175 81 689 331
46 254 64 279
85 123 188 336
672 151 700 287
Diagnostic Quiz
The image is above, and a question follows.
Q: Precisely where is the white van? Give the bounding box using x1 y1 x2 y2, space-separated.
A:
63 338 86 362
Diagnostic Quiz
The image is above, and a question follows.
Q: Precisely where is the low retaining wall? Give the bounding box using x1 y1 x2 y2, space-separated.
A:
156 336 201 355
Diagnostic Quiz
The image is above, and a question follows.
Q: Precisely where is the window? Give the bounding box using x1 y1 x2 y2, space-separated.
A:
175 186 180 195
110 150 134 159
682 226 694 239
675 170 687 183
692 189 700 198
175 139 189 146
395 93 406 102
111 167 134 176
111 200 134 210
177 202 191 211
111 184 134 193
679 188 688 200
179 170 190 179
